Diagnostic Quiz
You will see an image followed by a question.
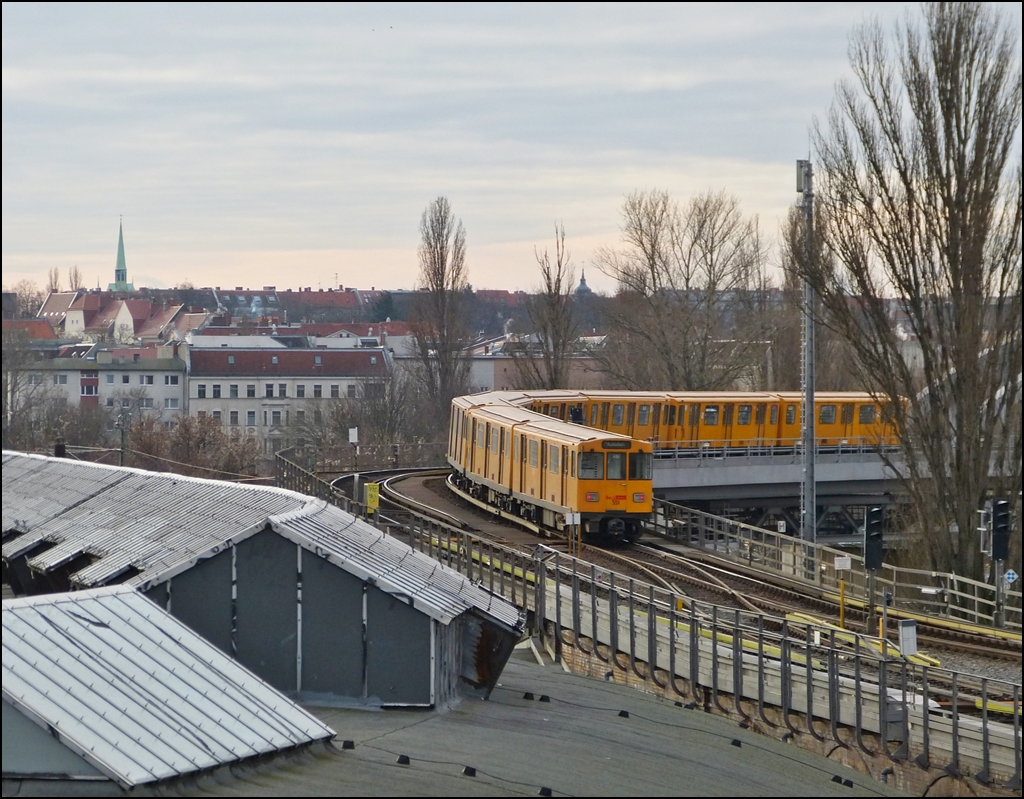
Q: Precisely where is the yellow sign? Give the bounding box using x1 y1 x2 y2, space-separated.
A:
366 482 380 512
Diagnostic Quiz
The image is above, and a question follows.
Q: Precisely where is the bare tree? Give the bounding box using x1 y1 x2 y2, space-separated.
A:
594 190 771 390
46 267 61 294
409 197 470 425
510 223 579 389
68 265 84 291
11 280 46 319
801 2 1022 579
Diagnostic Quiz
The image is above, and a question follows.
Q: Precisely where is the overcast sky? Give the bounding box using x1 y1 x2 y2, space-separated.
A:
3 3 1021 295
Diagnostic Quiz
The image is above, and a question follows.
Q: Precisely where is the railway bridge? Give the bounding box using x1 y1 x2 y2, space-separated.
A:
652 444 904 541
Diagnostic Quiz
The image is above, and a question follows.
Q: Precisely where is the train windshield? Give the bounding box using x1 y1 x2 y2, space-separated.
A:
629 452 652 480
607 452 626 480
579 452 604 479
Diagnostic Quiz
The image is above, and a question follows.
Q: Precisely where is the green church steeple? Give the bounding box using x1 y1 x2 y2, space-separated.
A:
108 218 135 292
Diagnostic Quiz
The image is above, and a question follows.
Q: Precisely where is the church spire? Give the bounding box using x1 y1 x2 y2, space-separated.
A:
108 217 135 292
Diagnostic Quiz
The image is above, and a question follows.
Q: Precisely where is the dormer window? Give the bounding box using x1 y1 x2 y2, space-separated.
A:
228 355 235 364
272 355 279 364
315 355 322 365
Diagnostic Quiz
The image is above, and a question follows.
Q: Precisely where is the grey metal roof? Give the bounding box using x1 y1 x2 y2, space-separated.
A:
2 452 521 631
2 586 334 788
2 452 312 588
270 502 522 630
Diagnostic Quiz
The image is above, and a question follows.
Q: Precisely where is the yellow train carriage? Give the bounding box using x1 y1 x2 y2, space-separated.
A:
449 394 653 543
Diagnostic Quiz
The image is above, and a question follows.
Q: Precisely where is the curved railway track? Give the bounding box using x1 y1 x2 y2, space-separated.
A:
379 470 1023 669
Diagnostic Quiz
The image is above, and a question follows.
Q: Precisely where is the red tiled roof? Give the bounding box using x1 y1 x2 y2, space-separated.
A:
84 301 122 332
137 305 182 339
69 293 108 312
2 319 58 340
189 348 389 378
279 288 360 309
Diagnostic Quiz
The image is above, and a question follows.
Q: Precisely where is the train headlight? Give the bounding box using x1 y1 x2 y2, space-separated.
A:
633 493 646 503
586 492 600 502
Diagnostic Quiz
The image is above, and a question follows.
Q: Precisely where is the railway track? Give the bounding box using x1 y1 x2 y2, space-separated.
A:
379 470 1023 670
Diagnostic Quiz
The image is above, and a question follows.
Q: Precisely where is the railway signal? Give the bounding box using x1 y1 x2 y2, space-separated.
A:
991 499 1010 561
864 507 884 571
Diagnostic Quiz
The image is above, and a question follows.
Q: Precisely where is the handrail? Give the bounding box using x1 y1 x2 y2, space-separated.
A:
652 498 1022 631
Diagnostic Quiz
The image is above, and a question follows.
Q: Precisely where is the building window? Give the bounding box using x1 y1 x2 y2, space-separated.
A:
228 355 235 364
106 374 115 384
314 384 322 398
81 385 97 396
53 374 68 385
296 384 305 398
140 375 154 385
278 383 287 398
331 385 339 399
122 399 132 408
265 384 274 398
212 410 222 423
230 384 238 399
271 410 282 426
164 398 179 409
296 409 305 424
247 384 256 398
230 410 239 426
370 355 377 364
347 384 357 399
314 355 322 365
140 398 154 409
164 375 179 385
247 410 256 426
28 373 44 385
212 384 221 399
197 384 207 399
106 398 115 407
122 375 130 384
271 355 279 365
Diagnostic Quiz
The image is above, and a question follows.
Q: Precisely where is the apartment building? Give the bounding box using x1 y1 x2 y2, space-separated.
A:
188 347 389 453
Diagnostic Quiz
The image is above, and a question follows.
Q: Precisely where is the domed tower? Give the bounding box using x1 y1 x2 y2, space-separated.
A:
574 269 594 297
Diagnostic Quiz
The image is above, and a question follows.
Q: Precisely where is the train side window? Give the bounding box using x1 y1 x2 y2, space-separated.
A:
579 452 603 479
550 445 559 473
552 405 562 419
629 451 652 480
819 405 837 425
600 403 610 428
513 435 519 462
529 440 539 467
590 404 599 426
612 404 624 426
478 425 487 448
607 452 626 480
703 405 719 425
626 403 635 426
786 405 796 425
638 405 650 426
521 435 527 462
738 405 752 425
491 428 499 452
755 405 765 425
666 405 677 426
570 451 575 477
542 404 550 416
770 405 778 425
859 405 876 424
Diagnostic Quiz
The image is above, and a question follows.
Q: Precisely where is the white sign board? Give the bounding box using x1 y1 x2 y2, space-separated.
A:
834 556 852 572
565 512 581 526
898 619 918 657
348 427 359 445
777 521 786 533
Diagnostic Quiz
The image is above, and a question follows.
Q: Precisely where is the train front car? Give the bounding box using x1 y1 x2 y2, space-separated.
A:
574 433 653 544
448 395 654 545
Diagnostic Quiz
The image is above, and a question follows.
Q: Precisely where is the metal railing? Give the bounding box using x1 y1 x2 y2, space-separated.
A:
275 450 1022 789
652 439 902 461
651 500 1023 632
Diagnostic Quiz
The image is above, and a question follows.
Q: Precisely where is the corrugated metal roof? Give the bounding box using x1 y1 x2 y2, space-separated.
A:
2 586 334 788
270 502 521 630
2 452 312 588
2 452 521 631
